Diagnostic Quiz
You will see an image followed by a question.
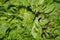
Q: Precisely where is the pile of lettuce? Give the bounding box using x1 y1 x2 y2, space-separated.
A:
0 0 60 40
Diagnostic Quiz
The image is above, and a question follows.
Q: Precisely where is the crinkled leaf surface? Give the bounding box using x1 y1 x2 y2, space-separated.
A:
0 0 60 40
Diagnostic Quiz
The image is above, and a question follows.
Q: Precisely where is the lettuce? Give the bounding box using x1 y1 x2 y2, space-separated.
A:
0 0 60 40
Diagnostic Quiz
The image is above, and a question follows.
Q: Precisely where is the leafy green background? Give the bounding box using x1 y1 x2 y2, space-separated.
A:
0 0 60 40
